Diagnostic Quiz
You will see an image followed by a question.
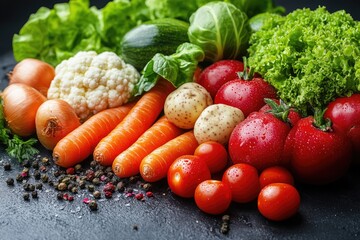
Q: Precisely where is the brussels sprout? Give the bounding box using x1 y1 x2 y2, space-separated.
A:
188 2 250 62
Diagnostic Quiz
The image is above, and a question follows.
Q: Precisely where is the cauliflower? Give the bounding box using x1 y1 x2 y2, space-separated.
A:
47 51 140 121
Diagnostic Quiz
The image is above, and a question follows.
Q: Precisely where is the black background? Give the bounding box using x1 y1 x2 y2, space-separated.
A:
1 1 360 240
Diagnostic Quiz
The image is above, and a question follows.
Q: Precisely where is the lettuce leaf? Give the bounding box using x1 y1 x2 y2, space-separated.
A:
248 7 360 115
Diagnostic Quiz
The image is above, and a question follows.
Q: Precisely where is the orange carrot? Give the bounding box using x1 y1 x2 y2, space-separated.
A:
112 116 184 178
139 131 199 182
52 102 135 168
94 79 175 166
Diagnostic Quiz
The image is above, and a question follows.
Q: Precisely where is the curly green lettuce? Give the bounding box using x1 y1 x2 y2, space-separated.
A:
248 7 360 115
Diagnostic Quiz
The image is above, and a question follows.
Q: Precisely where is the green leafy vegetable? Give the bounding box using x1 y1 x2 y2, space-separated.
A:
0 99 39 162
134 42 205 96
187 2 250 63
248 7 360 115
12 0 150 66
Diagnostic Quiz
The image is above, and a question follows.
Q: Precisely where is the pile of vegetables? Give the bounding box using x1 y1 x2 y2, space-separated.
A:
2 0 360 225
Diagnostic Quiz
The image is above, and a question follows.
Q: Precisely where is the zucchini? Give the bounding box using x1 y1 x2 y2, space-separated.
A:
120 18 189 71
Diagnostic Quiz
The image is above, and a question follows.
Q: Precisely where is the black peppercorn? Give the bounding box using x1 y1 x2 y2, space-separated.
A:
22 160 31 168
4 162 11 171
57 192 64 200
6 178 14 186
35 183 43 190
87 184 95 192
33 170 41 180
23 192 30 201
31 190 38 198
16 174 23 182
31 160 39 169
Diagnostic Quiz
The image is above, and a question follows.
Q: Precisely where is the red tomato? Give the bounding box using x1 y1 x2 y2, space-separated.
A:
222 163 260 203
194 141 228 174
167 155 211 198
197 60 245 98
194 180 232 215
228 112 291 171
259 98 301 127
214 78 277 117
284 116 352 185
258 183 300 221
259 166 294 189
324 94 360 162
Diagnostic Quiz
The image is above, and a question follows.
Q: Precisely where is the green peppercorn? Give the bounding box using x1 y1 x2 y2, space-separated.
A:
61 177 71 185
94 170 104 178
142 183 152 191
41 157 50 165
74 164 82 172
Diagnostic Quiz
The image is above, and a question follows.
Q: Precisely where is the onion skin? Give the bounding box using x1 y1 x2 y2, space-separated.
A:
36 99 81 150
8 58 55 96
2 83 47 137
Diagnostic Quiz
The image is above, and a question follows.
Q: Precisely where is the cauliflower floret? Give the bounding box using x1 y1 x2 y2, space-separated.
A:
47 51 140 121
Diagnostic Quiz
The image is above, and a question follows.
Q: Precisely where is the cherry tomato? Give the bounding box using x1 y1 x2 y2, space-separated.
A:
258 183 300 221
167 155 211 198
197 60 245 98
222 163 260 203
194 141 228 174
194 180 232 215
259 166 294 189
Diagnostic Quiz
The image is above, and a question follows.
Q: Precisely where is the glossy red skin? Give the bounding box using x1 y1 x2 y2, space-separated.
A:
324 94 360 162
228 112 291 171
194 141 228 174
197 60 245 98
258 183 300 221
194 180 232 215
167 155 211 198
259 166 294 189
222 163 260 203
259 99 302 127
284 116 352 185
214 78 278 117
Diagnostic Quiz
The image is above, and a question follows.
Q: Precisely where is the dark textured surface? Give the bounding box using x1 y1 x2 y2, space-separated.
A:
1 1 360 240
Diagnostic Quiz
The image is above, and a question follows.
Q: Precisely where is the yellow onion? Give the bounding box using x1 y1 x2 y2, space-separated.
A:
35 99 81 150
2 83 46 137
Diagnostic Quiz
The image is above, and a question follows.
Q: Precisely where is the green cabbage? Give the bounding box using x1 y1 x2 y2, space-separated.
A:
248 7 360 115
188 2 250 63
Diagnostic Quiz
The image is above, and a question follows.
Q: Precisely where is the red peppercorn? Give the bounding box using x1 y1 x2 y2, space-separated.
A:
66 167 75 175
104 191 112 199
135 193 144 200
103 182 115 193
146 191 154 198
83 198 90 204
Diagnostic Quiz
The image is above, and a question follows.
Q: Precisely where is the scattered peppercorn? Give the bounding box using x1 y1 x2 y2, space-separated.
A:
71 186 78 193
4 162 11 171
41 174 49 183
117 182 126 192
33 170 41 180
87 185 95 192
220 214 231 234
145 191 154 198
16 174 23 182
6 178 14 186
57 192 64 200
35 183 43 190
31 190 38 199
22 160 31 168
41 157 50 165
23 192 30 201
39 165 47 172
129 176 139 184
135 193 144 201
31 160 39 169
74 164 82 173
89 200 98 211
66 167 75 175
57 182 67 191
93 191 101 199
104 191 112 199
78 180 86 189
133 225 139 231
142 183 152 191
92 177 100 185
103 182 115 193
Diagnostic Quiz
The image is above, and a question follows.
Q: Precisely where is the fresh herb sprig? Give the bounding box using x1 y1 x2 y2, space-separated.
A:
0 98 39 162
